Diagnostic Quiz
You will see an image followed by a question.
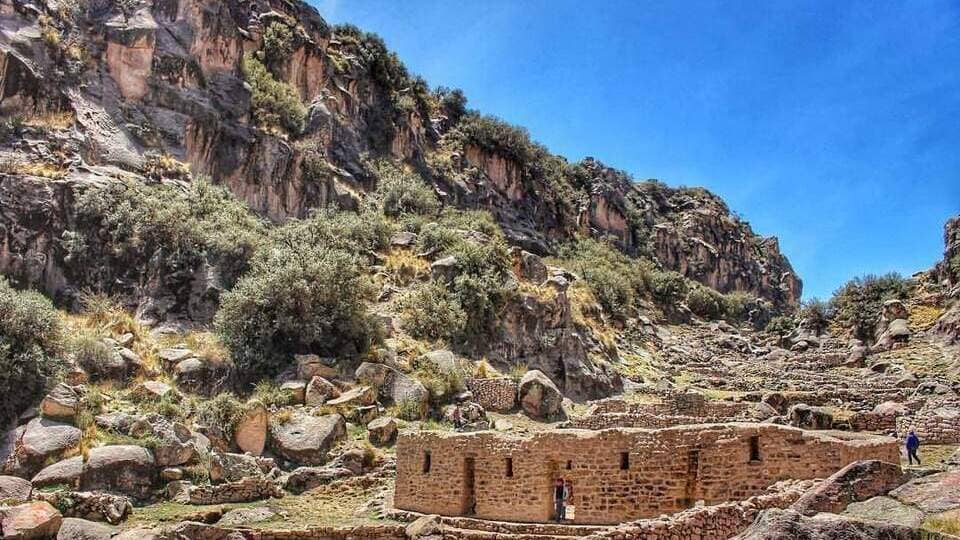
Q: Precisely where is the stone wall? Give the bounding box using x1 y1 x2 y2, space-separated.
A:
466 378 517 412
168 476 284 505
394 424 898 525
897 407 960 444
564 413 713 430
848 411 899 433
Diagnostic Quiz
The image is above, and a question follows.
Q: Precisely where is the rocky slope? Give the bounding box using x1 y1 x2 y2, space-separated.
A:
0 0 800 317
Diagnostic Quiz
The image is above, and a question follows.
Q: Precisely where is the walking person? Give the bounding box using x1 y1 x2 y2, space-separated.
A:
906 429 921 465
452 404 463 431
554 478 565 522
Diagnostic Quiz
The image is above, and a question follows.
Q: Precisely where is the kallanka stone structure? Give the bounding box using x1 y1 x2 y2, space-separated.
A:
394 423 898 525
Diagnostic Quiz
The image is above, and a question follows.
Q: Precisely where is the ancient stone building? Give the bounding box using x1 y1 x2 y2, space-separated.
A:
394 424 898 525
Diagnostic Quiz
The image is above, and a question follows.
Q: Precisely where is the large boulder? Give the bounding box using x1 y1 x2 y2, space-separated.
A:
367 417 398 446
40 384 81 420
518 370 563 419
0 501 62 539
787 403 833 430
234 403 268 456
733 508 923 540
325 386 376 409
0 475 32 501
209 452 263 484
269 413 345 465
791 460 907 516
355 362 429 419
31 456 83 489
130 381 180 402
174 358 233 396
56 517 113 540
3 418 82 478
80 445 156 499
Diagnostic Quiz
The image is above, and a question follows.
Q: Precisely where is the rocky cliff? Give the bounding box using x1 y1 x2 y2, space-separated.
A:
0 0 800 312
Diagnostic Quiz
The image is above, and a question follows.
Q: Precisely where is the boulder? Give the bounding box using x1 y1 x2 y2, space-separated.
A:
234 404 268 456
389 231 417 247
3 418 81 478
882 300 910 321
269 413 345 465
93 413 140 434
406 514 444 539
157 348 193 370
430 256 459 283
279 381 307 404
218 507 276 527
56 517 113 540
304 376 339 406
787 403 833 430
209 452 262 484
367 417 398 446
130 381 180 402
512 248 548 283
40 384 81 420
355 362 429 419
0 475 32 501
0 501 62 539
519 370 563 419
889 470 960 513
283 465 354 494
31 456 83 489
873 401 908 417
842 496 925 529
174 358 233 396
295 354 338 381
128 414 197 467
417 350 467 381
760 392 787 414
325 386 376 408
791 460 907 516
80 445 156 499
113 528 161 540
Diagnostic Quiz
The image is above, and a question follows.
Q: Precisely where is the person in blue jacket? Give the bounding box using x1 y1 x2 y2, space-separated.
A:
906 429 921 465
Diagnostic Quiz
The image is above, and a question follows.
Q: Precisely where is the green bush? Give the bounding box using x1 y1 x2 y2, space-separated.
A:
829 273 913 341
453 114 541 163
799 298 831 335
72 333 117 379
650 270 689 307
74 178 265 289
436 87 467 124
215 213 380 378
195 393 244 440
399 282 466 341
242 53 306 135
686 287 724 320
413 361 465 404
262 22 297 71
766 315 796 339
554 237 650 320
373 161 439 217
721 292 752 322
950 254 960 282
0 279 64 425
268 207 390 255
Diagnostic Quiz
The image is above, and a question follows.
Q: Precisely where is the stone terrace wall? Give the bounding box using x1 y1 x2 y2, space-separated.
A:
467 378 517 412
848 411 899 433
564 413 712 430
591 394 760 419
394 424 898 525
897 407 960 444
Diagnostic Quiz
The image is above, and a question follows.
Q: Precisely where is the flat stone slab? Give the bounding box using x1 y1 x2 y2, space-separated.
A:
890 470 960 513
842 496 925 529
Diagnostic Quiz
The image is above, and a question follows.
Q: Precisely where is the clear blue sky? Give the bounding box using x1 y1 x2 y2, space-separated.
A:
315 0 960 300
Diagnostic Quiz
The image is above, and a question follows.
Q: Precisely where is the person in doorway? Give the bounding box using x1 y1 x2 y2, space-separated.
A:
906 429 921 465
563 480 574 521
554 478 565 522
452 404 463 431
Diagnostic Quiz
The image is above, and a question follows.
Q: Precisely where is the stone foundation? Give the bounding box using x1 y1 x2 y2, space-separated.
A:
394 423 898 525
168 476 284 505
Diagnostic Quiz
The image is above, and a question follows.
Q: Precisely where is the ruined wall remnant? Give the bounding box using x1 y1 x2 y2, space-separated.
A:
394 424 898 525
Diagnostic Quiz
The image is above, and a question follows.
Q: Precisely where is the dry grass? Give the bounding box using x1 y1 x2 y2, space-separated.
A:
910 304 945 332
22 111 74 130
925 509 960 535
383 249 429 287
0 158 68 179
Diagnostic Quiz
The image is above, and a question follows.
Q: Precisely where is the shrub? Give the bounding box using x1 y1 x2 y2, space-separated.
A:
268 207 390 255
686 287 723 320
766 315 796 339
252 380 295 408
799 298 831 335
453 114 539 163
650 270 689 307
417 222 463 254
262 22 297 71
950 254 960 282
195 393 244 440
241 53 306 135
437 87 467 124
0 279 64 425
72 333 117 379
555 237 647 320
215 240 378 379
399 282 466 341
829 273 913 341
373 161 439 217
413 361 465 404
721 292 752 322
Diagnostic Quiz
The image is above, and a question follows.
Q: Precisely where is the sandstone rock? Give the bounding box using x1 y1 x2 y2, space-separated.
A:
40 384 81 420
304 376 339 406
873 401 908 417
0 475 32 501
56 517 113 540
406 514 444 539
209 452 262 484
787 403 833 430
791 460 907 516
3 418 81 477
733 508 921 539
113 528 161 540
325 386 376 408
295 354 338 381
29 491 132 525
512 248 548 283
367 417 398 446
130 381 179 402
234 404 268 456
269 413 345 465
279 381 307 404
843 496 925 529
348 405 380 425
31 456 83 489
890 470 960 513
80 445 156 499
417 350 468 381
760 392 787 414
160 467 184 481
93 412 140 434
889 318 911 340
0 501 62 539
283 465 353 494
519 370 563 419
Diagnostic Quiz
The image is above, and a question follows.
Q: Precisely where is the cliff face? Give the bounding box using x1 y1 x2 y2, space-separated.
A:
0 0 801 309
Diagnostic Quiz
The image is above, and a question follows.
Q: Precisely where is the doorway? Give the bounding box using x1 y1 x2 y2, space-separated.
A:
463 457 476 515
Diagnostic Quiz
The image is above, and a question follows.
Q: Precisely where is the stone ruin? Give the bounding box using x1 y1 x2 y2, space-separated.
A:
393 423 897 525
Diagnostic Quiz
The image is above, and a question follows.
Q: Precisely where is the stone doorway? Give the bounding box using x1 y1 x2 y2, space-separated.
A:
462 457 476 515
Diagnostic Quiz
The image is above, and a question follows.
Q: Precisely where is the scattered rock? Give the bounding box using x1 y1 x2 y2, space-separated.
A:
209 452 262 484
304 376 339 406
217 507 276 527
355 362 429 419
0 501 62 539
0 475 32 501
40 384 81 420
279 381 307 404
325 386 376 408
890 470 960 513
3 418 82 477
31 456 83 489
733 508 921 539
787 403 833 430
234 403 268 456
80 445 156 499
389 231 418 247
130 381 180 402
367 417 398 446
295 354 338 381
406 514 444 539
56 517 113 540
842 496 925 529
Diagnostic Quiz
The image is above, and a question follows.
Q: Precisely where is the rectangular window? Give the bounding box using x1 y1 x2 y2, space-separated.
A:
620 451 630 470
423 451 432 473
566 460 573 470
505 457 513 477
749 436 761 462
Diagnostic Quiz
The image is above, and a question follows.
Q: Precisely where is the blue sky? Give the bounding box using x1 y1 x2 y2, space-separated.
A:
315 0 960 300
